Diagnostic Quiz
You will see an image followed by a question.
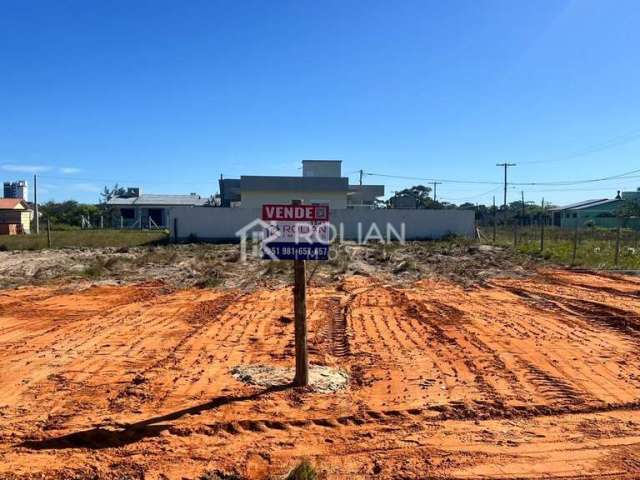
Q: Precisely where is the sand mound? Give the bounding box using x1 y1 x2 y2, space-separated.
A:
230 364 349 393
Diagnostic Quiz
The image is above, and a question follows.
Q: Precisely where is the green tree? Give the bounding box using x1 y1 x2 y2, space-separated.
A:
39 200 100 227
387 185 444 209
98 184 127 223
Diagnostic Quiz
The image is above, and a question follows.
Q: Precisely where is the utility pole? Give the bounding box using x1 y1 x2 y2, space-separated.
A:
33 174 40 234
359 169 364 186
521 190 525 226
431 181 442 202
496 163 516 209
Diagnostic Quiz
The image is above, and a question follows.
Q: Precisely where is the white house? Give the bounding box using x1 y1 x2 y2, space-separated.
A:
219 160 385 209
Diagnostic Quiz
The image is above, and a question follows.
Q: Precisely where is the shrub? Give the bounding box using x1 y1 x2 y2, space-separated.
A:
285 460 317 480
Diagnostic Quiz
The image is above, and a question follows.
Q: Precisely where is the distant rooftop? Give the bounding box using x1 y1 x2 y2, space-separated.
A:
107 194 208 206
549 198 609 211
240 176 349 192
0 198 29 209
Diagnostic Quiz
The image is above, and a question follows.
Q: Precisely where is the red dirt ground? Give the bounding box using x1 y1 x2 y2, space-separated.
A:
1 270 640 479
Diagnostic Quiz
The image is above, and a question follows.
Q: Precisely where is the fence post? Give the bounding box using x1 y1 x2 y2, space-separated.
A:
615 217 622 266
513 221 518 247
572 215 579 265
492 196 496 244
47 218 51 249
540 198 545 253
173 217 178 244
100 216 104 229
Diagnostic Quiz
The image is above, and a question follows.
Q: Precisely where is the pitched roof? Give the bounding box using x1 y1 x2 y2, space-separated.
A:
0 198 29 209
106 194 208 206
571 198 622 210
548 198 608 211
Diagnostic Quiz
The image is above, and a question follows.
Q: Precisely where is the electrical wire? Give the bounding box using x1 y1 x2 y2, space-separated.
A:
518 128 640 165
364 167 640 187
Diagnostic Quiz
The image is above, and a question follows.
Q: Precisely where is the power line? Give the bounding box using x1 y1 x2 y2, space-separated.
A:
440 186 502 202
518 128 640 165
364 167 640 187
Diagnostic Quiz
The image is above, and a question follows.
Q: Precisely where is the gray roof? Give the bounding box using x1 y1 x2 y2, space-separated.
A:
549 198 608 211
348 184 385 197
571 198 621 210
107 194 208 206
240 176 349 192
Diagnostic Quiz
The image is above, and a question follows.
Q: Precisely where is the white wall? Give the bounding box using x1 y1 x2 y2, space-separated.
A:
167 207 475 241
240 190 348 209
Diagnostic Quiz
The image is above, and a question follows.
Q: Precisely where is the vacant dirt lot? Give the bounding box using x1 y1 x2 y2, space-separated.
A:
1 259 640 478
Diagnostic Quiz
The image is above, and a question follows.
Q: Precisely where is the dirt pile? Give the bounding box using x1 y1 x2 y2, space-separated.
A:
1 270 640 478
230 364 349 393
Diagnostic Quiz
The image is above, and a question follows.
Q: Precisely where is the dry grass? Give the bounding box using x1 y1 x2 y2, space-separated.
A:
0 229 168 251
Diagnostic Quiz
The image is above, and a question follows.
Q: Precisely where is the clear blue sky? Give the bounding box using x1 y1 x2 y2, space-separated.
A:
1 0 640 207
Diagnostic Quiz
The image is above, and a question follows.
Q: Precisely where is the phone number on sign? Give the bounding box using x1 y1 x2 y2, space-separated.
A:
268 245 329 256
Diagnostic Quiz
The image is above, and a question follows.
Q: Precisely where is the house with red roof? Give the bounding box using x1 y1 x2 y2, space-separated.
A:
0 198 32 235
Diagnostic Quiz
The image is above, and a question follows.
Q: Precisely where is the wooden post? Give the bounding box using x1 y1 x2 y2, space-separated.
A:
293 258 308 386
540 198 545 253
46 218 51 249
34 174 40 234
615 217 622 266
100 215 104 229
513 221 518 247
291 200 309 387
572 215 579 265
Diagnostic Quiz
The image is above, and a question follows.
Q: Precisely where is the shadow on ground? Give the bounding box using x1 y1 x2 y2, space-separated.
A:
20 383 292 450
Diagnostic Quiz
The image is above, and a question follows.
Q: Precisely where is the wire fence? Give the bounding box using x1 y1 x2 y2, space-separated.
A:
480 222 640 270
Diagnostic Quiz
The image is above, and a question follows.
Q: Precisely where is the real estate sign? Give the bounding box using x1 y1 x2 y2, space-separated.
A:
261 204 330 260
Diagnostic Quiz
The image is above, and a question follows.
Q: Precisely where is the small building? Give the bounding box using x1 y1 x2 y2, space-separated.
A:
218 160 385 209
389 194 418 209
0 198 32 234
106 188 209 227
550 190 640 229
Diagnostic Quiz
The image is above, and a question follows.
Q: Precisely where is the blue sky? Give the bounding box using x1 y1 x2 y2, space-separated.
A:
1 0 640 206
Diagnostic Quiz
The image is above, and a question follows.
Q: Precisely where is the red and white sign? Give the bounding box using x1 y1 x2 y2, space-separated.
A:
262 204 329 222
261 204 330 260
263 221 330 243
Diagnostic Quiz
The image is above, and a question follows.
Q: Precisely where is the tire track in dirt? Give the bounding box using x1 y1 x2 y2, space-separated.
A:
5 272 640 479
504 286 640 340
488 282 640 404
111 291 246 410
394 288 506 404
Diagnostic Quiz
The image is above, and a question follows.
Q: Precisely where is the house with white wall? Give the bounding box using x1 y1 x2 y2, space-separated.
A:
219 160 384 209
106 188 209 228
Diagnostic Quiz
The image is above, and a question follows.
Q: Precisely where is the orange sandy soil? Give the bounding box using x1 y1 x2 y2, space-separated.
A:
1 271 640 479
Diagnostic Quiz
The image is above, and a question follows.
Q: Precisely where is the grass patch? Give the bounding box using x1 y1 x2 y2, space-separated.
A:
285 460 318 480
0 229 169 251
488 225 640 269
